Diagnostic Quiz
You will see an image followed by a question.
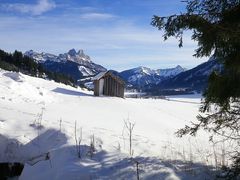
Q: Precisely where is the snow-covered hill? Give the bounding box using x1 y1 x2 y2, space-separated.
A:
0 69 224 179
120 65 185 87
24 49 106 79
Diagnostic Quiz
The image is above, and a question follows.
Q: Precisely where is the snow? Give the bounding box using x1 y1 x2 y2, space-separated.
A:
24 50 61 63
25 49 92 64
124 65 186 86
92 71 106 80
156 65 185 77
134 66 155 75
78 66 95 76
131 66 185 77
0 69 220 179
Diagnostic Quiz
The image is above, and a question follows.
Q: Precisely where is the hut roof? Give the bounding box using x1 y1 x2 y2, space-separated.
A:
93 71 125 85
92 71 107 80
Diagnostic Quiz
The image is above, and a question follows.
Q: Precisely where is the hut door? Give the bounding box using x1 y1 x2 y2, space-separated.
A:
99 78 104 95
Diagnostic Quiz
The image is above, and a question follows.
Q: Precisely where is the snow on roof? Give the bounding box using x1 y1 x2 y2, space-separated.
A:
93 71 125 84
92 71 107 80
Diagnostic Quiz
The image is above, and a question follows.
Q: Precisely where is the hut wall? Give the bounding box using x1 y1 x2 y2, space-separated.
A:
94 80 99 96
102 75 124 98
99 79 104 95
94 73 125 98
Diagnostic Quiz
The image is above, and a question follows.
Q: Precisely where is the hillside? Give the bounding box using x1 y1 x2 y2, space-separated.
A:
0 49 76 87
0 69 227 179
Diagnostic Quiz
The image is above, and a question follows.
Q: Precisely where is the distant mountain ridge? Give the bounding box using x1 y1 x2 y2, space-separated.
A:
120 65 186 88
24 49 222 95
24 49 107 81
146 58 223 95
25 48 91 63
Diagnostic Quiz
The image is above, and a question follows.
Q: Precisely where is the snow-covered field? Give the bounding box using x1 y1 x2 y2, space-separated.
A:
0 70 219 179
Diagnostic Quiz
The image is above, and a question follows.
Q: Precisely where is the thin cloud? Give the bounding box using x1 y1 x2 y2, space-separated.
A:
0 9 207 70
79 13 116 20
2 0 56 15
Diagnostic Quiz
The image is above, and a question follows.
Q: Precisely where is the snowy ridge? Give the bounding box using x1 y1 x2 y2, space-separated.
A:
132 66 156 75
155 58 222 92
24 50 60 63
24 49 91 64
120 65 186 87
156 65 187 77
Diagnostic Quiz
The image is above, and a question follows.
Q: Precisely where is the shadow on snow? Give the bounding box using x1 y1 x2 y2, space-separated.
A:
0 130 216 180
52 87 93 97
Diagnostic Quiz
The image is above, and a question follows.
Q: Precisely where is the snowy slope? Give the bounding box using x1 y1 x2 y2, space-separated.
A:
0 69 225 179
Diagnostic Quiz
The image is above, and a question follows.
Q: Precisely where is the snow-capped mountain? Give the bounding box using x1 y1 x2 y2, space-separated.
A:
24 50 60 63
24 49 221 93
25 49 91 63
24 49 106 80
147 58 223 94
120 65 186 87
156 65 187 77
58 49 91 63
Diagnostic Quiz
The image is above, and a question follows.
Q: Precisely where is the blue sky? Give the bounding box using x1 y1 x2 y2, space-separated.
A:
0 0 208 71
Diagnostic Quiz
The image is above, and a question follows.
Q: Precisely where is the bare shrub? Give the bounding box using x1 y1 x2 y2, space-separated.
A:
74 121 82 159
123 119 135 157
88 134 95 159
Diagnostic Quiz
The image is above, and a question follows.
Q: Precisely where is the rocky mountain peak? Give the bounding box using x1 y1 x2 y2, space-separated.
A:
176 65 182 69
24 49 106 80
68 49 77 56
77 49 84 55
65 49 91 62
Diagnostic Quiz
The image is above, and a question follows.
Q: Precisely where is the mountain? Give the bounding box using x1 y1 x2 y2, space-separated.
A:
24 49 221 94
24 49 107 81
25 49 91 63
147 58 223 95
24 50 60 63
156 65 187 77
120 65 186 88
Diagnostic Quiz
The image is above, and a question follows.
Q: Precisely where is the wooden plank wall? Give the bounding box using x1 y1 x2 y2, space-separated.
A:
94 80 99 96
102 75 124 98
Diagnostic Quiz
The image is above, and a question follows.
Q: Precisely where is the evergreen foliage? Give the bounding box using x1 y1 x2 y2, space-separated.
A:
152 0 240 177
0 49 76 86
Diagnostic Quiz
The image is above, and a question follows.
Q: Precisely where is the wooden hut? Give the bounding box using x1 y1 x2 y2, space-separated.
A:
93 71 125 98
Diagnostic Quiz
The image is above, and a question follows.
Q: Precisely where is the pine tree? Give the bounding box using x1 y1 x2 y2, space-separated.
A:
152 0 240 177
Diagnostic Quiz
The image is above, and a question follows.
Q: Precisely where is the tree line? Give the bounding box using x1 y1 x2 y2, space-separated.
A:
0 49 76 86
